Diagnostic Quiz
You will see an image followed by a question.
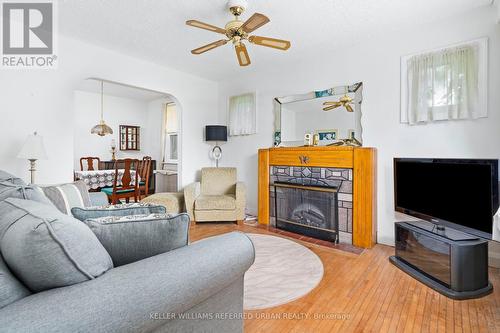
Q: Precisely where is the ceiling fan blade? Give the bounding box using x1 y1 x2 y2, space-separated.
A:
248 36 291 50
235 43 251 67
323 101 340 105
191 40 228 55
345 104 354 112
186 20 227 34
323 104 341 111
241 13 270 33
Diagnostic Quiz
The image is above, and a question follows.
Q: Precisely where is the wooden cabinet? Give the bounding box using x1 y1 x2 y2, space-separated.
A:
259 146 377 248
119 125 140 151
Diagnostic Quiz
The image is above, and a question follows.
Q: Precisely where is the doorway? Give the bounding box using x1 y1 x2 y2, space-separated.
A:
73 78 182 194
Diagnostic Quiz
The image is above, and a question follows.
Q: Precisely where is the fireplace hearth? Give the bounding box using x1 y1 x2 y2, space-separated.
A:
272 182 339 243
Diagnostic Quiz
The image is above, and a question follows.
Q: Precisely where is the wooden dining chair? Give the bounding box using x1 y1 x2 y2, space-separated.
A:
139 156 152 199
80 157 101 171
101 158 140 205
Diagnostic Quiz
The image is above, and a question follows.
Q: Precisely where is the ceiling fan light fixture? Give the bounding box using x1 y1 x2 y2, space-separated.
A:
249 36 291 50
235 43 251 66
227 0 248 16
186 1 291 67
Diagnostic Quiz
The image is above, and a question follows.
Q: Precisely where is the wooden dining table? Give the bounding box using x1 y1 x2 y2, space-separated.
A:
74 169 139 190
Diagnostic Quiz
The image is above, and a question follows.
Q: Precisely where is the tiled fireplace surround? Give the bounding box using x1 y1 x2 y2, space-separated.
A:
270 166 353 244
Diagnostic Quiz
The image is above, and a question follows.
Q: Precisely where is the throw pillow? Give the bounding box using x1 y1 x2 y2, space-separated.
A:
0 255 31 309
0 198 113 292
0 181 54 206
71 202 166 221
0 170 25 185
41 181 91 215
85 213 190 267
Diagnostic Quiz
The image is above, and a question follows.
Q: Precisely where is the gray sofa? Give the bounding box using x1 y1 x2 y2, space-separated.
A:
0 232 255 333
0 171 255 333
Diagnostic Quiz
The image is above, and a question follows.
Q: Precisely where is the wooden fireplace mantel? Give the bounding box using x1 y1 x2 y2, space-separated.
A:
258 146 377 248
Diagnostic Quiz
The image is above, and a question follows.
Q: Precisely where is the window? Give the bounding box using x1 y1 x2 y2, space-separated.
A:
161 103 178 164
228 93 256 136
166 133 178 162
401 38 487 124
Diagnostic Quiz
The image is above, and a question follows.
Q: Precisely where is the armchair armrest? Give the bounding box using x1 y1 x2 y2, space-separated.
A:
0 232 255 333
235 182 246 221
88 192 108 206
184 182 200 220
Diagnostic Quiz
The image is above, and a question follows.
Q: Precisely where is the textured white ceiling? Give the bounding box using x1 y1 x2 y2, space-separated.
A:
59 0 491 81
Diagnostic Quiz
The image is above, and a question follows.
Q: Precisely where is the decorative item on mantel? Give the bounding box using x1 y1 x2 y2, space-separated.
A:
328 138 362 147
304 133 313 146
315 129 338 146
90 80 113 137
17 131 48 184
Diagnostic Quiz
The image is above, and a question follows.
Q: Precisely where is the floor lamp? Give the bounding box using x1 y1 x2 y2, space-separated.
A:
17 132 48 184
205 125 227 168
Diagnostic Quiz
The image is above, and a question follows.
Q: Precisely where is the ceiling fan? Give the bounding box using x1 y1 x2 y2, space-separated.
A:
186 0 291 66
323 95 355 112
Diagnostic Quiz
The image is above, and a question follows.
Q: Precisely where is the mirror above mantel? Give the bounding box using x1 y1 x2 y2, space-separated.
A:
273 82 363 147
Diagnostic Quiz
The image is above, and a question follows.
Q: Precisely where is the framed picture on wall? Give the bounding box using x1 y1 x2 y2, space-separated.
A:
316 129 338 145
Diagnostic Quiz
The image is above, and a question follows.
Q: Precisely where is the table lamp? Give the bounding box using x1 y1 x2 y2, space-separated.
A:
205 125 227 168
17 132 48 184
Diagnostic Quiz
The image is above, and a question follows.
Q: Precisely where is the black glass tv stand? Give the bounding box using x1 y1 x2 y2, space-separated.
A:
390 221 493 300
403 220 479 241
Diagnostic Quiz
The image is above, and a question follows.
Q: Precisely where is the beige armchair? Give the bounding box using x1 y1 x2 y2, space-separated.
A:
184 168 246 223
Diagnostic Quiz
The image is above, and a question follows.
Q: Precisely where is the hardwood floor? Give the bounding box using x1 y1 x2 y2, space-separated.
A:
189 222 500 333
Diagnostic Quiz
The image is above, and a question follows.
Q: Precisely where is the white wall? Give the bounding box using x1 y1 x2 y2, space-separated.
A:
74 91 156 168
0 35 218 187
217 6 500 245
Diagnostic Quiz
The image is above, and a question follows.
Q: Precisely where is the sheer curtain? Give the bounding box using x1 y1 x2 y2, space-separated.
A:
160 103 177 165
406 45 479 124
229 93 256 136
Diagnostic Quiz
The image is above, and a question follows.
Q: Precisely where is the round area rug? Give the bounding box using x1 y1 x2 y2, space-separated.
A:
244 233 324 310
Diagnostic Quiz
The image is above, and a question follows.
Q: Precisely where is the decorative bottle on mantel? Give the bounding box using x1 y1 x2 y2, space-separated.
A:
313 134 319 146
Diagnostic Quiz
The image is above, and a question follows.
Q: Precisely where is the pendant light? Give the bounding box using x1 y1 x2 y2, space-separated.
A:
91 80 113 136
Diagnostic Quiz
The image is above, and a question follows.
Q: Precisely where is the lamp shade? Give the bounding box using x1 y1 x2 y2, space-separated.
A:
205 125 227 142
91 120 114 136
17 132 48 160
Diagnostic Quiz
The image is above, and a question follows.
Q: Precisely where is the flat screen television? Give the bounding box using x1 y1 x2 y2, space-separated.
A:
394 158 499 240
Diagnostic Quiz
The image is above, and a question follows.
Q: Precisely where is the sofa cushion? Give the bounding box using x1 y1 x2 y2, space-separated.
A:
41 181 91 215
200 168 236 196
195 195 236 211
71 202 166 221
0 255 31 309
84 213 190 267
0 198 113 292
